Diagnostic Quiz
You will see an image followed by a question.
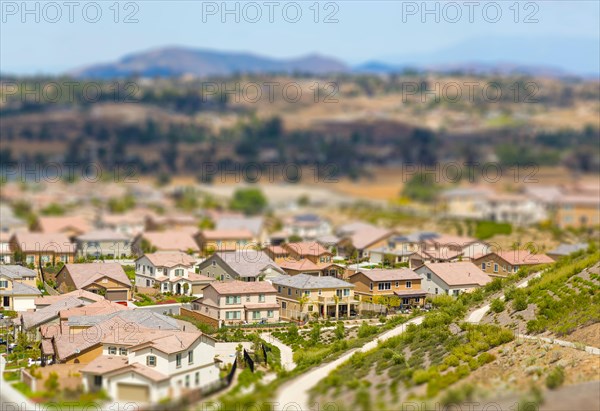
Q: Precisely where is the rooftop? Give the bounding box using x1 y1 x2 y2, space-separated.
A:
271 274 354 290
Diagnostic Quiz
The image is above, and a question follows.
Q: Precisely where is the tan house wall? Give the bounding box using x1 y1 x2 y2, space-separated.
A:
64 345 103 364
556 204 600 229
349 273 422 301
473 254 519 277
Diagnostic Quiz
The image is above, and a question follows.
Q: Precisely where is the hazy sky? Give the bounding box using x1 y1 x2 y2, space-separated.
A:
2 1 599 74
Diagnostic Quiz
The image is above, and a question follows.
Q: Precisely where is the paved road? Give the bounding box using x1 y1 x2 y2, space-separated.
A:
260 333 296 372
273 316 424 411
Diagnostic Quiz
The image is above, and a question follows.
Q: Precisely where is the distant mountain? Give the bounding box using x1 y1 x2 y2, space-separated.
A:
377 35 600 78
69 47 349 79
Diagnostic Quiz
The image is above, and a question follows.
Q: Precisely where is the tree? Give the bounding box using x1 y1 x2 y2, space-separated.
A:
44 372 60 392
288 234 303 243
229 188 267 215
490 298 505 313
334 321 345 340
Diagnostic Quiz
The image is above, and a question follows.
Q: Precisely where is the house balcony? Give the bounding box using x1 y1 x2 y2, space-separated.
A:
317 296 353 304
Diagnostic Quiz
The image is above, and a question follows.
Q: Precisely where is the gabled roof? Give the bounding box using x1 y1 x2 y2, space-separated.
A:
350 226 396 250
213 250 283 278
21 297 86 329
36 216 92 234
215 216 264 237
59 299 130 319
481 251 554 266
417 262 491 287
284 242 330 257
138 251 197 268
354 268 421 282
76 229 130 242
68 310 182 330
81 356 169 382
0 265 36 279
271 274 354 290
0 281 42 296
34 289 105 306
141 231 200 252
11 232 76 253
208 280 277 295
61 263 132 289
199 229 254 240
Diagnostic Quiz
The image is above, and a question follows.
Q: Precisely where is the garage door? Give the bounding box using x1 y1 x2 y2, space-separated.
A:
106 290 128 301
117 383 150 403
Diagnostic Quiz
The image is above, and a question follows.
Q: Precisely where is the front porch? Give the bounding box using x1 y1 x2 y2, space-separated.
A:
317 297 358 319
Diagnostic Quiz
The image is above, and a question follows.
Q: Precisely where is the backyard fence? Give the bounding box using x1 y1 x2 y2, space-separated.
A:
243 348 254 373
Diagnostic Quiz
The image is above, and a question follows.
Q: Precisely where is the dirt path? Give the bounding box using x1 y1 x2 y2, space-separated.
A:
273 316 424 411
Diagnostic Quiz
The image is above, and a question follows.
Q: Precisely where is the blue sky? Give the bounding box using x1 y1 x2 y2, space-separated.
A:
2 1 599 75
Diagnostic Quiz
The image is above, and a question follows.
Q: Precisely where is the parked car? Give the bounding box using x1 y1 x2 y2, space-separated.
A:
27 358 42 367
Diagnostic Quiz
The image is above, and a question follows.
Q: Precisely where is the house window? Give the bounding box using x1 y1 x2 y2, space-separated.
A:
481 263 486 270
318 289 322 295
259 294 265 302
246 296 251 302
277 286 282 293
493 264 498 273
287 288 291 296
175 269 184 277
252 311 261 320
453 290 460 296
514 266 518 273
435 288 439 295
225 311 241 320
94 375 103 386
176 353 182 368
343 289 350 297
281 301 287 309
185 375 190 388
369 282 373 291
395 281 399 287
427 272 431 280
267 310 274 318
304 291 311 296
406 281 412 289
119 348 127 356
195 372 200 385
378 282 391 291
108 347 117 355
308 305 313 312
188 351 193 364
226 296 241 305
212 260 216 266
0 281 8 288
147 356 156 366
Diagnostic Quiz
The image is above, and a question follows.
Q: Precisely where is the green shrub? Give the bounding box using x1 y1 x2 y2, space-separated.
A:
512 295 528 311
545 366 565 390
490 298 505 313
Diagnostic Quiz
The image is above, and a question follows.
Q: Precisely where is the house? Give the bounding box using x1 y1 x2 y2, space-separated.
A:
135 252 213 295
33 289 105 310
348 269 425 307
547 243 589 260
277 259 344 277
133 230 200 255
80 322 220 403
281 214 331 240
55 263 132 301
0 233 13 264
34 215 93 238
75 230 132 259
197 250 284 282
0 265 41 311
214 215 267 244
195 229 254 254
191 281 279 326
266 242 344 277
283 242 332 264
555 195 600 229
473 251 554 277
415 262 492 296
99 212 147 237
10 232 77 265
271 274 357 320
481 193 547 226
263 245 290 263
338 223 397 259
438 187 494 220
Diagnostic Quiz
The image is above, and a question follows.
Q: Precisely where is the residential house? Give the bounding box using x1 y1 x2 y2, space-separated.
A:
132 230 201 255
192 281 279 326
337 223 397 259
547 243 589 261
473 251 554 277
348 268 425 307
80 321 220 404
263 245 290 263
214 215 267 244
10 232 77 265
135 252 213 295
75 230 132 259
0 265 41 311
415 262 492 296
0 233 12 264
99 211 147 237
195 229 254 255
438 187 494 220
267 242 344 277
197 250 284 282
34 215 93 238
271 274 357 320
481 193 547 226
55 263 132 301
555 195 600 229
281 214 331 240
